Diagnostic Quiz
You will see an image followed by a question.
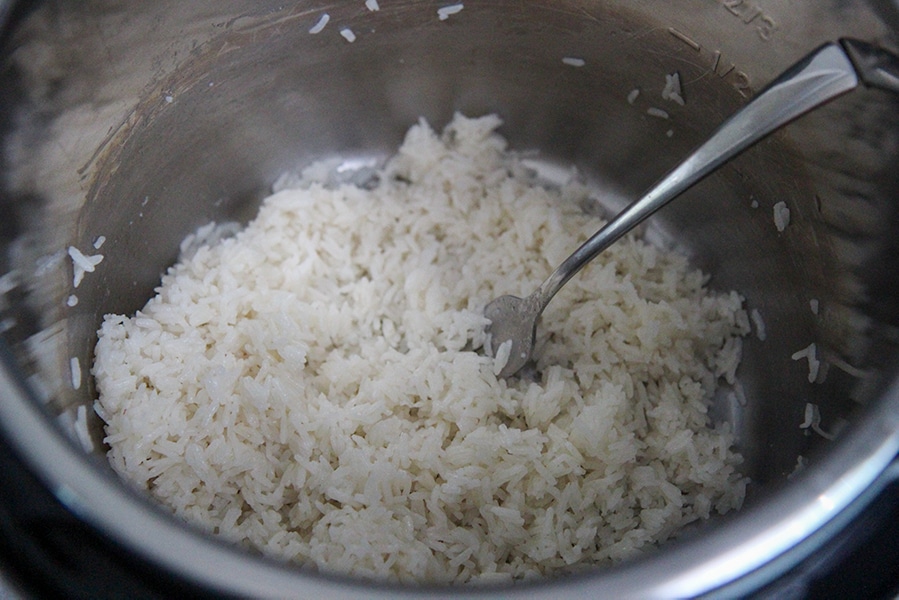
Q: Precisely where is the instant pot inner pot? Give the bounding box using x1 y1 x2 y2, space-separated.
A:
2 0 898 589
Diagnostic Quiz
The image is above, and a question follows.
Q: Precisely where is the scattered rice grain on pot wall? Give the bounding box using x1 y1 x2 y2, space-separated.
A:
92 114 750 584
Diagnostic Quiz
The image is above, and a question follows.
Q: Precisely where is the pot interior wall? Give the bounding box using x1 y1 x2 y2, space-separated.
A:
1 0 899 583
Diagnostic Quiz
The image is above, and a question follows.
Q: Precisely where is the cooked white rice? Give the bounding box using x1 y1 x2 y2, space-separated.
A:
661 72 685 106
750 308 766 341
773 200 790 232
93 114 749 584
791 342 819 383
437 3 464 20
68 245 104 288
308 13 329 34
70 356 81 390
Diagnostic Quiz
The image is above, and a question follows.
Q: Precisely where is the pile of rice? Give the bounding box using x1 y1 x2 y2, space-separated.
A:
93 114 749 584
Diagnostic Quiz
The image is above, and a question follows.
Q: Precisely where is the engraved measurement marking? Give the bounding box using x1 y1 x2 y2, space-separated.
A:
710 50 735 78
719 0 779 40
667 28 701 52
667 29 752 97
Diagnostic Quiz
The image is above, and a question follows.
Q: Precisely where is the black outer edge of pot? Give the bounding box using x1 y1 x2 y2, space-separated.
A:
769 477 899 599
0 431 232 600
704 461 899 600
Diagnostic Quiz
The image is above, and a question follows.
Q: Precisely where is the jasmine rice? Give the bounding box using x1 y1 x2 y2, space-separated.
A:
93 114 749 584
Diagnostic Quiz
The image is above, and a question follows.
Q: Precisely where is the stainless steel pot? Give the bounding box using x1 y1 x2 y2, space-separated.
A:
0 1 898 597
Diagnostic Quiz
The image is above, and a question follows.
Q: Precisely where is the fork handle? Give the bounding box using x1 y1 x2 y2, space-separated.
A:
534 41 864 310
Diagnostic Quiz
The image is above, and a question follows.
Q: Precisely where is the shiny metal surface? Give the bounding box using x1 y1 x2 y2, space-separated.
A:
842 37 899 92
0 1 897 597
487 41 865 378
